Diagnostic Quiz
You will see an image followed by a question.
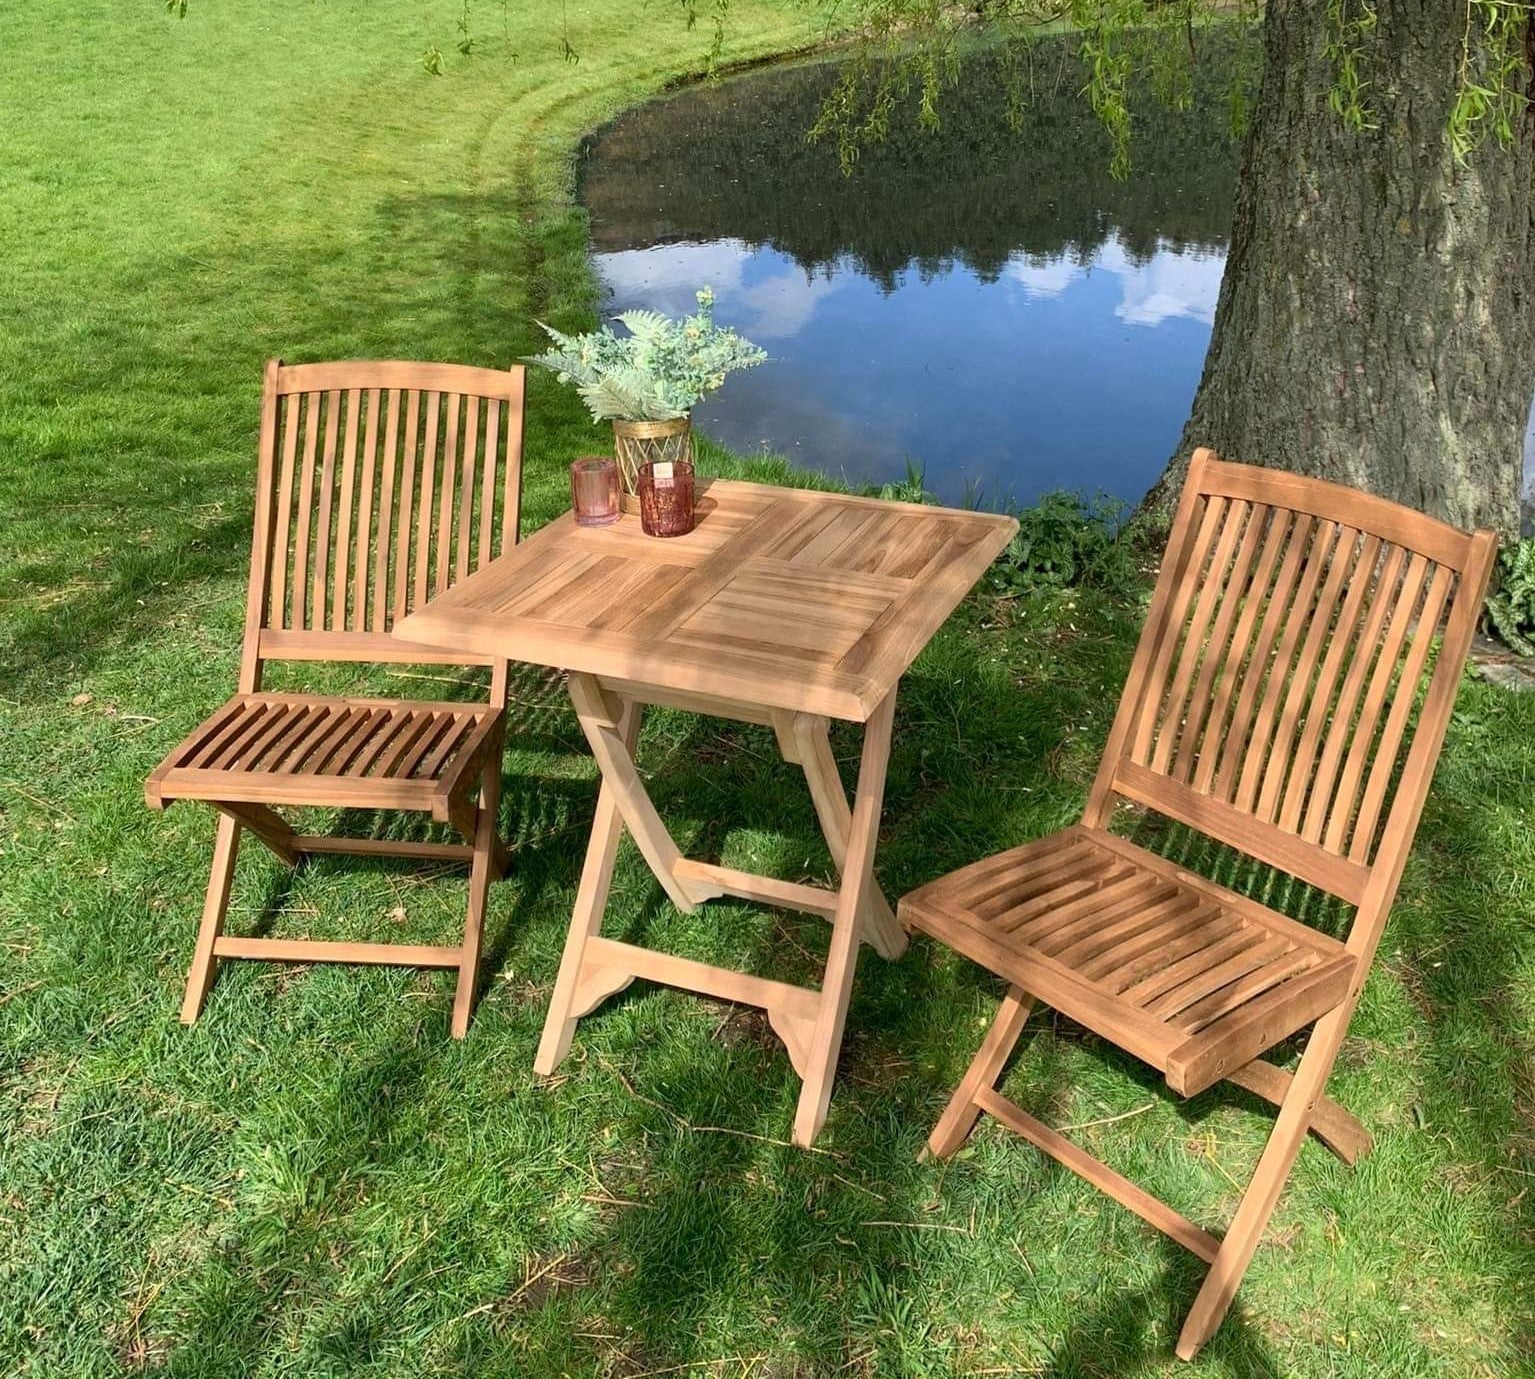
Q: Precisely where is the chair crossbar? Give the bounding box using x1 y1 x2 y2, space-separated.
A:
214 936 462 967
974 1086 1222 1264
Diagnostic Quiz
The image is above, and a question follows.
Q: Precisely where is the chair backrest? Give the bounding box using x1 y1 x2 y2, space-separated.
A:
1084 448 1496 924
238 359 525 690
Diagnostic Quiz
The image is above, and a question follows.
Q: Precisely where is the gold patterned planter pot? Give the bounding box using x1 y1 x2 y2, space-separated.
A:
612 416 693 495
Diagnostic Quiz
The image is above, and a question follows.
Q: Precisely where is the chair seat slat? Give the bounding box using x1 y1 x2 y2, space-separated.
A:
1117 923 1257 1009
1088 902 1226 989
1050 886 1188 970
1170 950 1320 1034
295 706 367 776
249 702 333 772
1016 868 1151 946
391 713 460 781
417 712 479 781
1140 933 1294 1019
988 869 1131 933
152 696 501 793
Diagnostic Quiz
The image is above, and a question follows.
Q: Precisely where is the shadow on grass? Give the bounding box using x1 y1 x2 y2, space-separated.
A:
121 590 1535 1374
479 643 1292 1374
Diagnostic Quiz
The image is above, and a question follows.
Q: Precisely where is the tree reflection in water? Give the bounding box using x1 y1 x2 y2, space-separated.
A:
581 36 1535 511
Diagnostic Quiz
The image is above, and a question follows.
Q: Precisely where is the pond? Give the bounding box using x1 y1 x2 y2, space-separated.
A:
580 39 1535 513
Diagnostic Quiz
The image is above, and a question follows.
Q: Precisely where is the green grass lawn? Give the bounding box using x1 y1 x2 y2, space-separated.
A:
3 3 1534 1375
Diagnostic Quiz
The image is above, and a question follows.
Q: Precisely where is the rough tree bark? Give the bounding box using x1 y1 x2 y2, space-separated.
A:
1149 0 1535 536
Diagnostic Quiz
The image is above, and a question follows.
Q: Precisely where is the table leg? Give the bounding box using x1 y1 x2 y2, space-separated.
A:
792 688 898 1147
788 712 906 959
565 672 713 914
533 697 642 1076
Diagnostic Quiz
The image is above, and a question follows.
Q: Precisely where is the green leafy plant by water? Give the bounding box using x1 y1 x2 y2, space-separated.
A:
525 287 766 422
874 460 937 505
990 490 1140 596
1483 537 1535 655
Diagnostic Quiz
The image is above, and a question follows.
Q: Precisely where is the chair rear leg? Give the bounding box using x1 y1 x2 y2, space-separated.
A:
181 813 242 1024
1175 1007 1351 1360
450 751 503 1039
927 985 1035 1158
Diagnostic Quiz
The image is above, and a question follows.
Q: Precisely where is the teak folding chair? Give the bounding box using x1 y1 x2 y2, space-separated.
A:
899 449 1496 1359
146 359 525 1037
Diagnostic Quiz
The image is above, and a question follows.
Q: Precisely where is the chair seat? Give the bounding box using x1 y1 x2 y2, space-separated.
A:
899 825 1356 1098
145 692 503 816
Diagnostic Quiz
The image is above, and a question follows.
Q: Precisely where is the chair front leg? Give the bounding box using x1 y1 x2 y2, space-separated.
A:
1175 1004 1353 1360
927 984 1035 1158
181 812 242 1024
450 747 504 1040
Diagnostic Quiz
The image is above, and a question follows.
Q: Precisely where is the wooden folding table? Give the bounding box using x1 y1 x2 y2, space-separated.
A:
395 477 1015 1144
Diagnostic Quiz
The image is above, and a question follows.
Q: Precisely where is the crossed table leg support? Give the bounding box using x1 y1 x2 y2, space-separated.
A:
535 671 906 1146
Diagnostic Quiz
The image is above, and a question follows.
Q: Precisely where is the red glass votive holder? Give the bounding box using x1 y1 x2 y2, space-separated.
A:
636 458 696 537
570 456 620 527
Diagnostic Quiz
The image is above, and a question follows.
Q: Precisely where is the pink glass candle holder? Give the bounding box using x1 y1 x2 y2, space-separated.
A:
636 458 696 537
570 456 620 527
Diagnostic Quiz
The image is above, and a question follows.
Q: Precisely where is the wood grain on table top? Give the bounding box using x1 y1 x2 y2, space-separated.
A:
395 478 1018 721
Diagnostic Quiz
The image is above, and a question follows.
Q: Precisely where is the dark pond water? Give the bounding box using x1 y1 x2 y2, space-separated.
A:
581 41 1535 511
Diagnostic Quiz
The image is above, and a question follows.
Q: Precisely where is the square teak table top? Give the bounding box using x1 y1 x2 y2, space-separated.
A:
397 478 1016 723
397 478 1016 1143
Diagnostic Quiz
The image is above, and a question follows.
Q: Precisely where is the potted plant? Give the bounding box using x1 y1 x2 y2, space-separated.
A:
526 287 767 493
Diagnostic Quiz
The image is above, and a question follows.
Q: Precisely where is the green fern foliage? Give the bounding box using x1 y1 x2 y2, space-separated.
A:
525 287 766 423
1483 538 1535 656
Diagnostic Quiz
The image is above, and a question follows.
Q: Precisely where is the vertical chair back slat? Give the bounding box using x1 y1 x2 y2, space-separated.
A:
1228 518 1340 816
1250 521 1358 823
1150 497 1250 776
1128 495 1221 765
1087 448 1495 903
267 394 303 645
311 390 342 629
437 394 462 596
1208 511 1315 798
1317 552 1433 855
1169 500 1268 784
372 389 401 635
1274 533 1383 832
485 399 505 568
291 391 322 630
393 389 421 626
1346 563 1456 860
351 388 380 632
249 361 525 669
413 390 442 608
1192 507 1291 795
333 388 363 630
1294 542 1406 840
457 395 480 582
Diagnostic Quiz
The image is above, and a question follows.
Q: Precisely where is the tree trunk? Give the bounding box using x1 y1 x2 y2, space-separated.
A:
1149 0 1535 537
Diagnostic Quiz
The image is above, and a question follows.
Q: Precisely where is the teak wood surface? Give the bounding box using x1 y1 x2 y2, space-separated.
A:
396 479 1016 1144
899 449 1497 1360
396 478 1016 723
146 359 526 1038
